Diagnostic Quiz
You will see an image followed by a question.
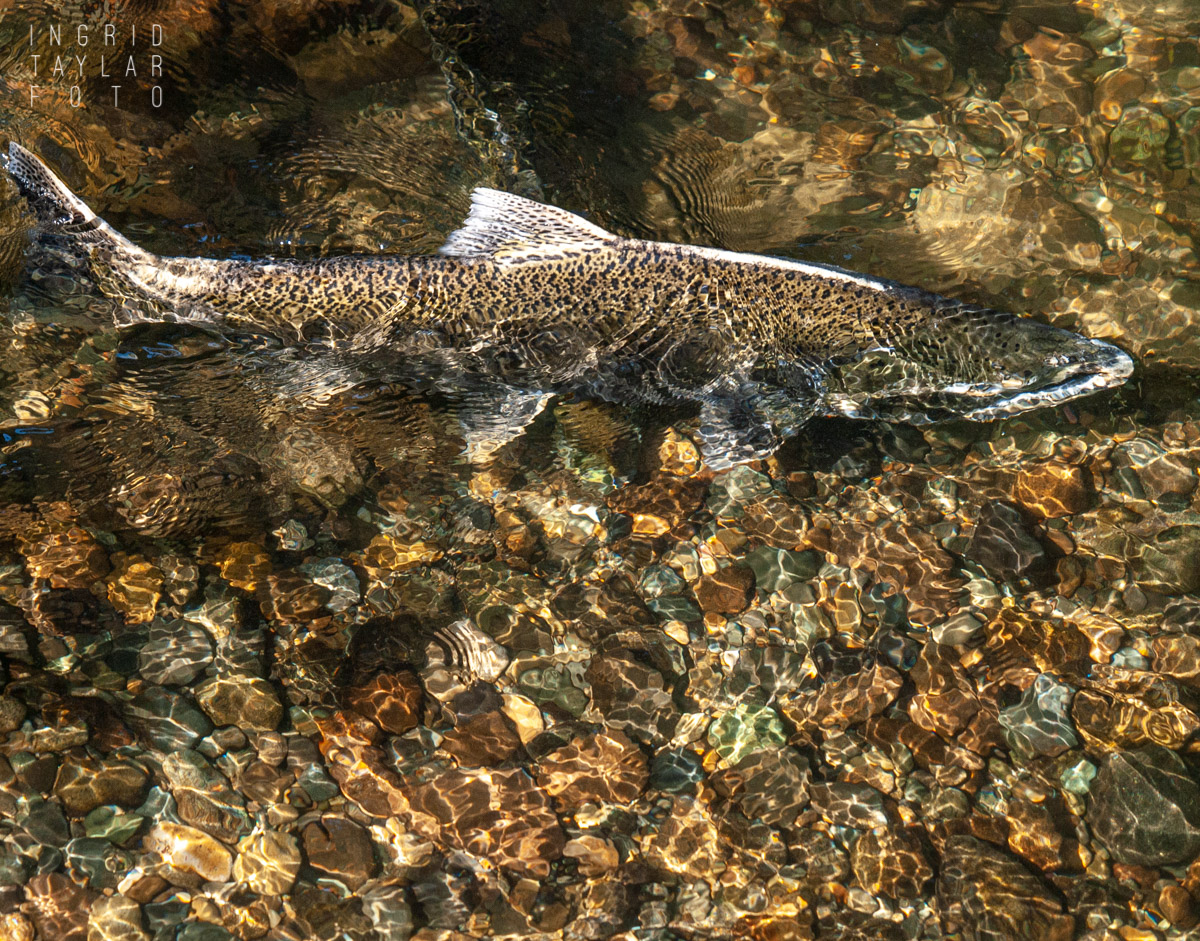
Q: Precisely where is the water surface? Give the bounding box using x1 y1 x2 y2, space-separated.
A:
0 0 1199 938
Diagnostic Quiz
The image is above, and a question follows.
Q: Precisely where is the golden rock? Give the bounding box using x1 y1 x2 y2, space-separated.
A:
361 534 442 573
106 555 164 624
233 829 301 896
217 541 272 592
657 430 702 477
24 527 109 589
1015 462 1093 518
146 822 233 882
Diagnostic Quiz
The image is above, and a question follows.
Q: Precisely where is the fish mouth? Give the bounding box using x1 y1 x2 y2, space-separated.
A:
961 339 1134 420
821 337 1135 424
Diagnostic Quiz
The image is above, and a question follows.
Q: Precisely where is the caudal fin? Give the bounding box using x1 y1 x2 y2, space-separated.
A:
2 142 141 257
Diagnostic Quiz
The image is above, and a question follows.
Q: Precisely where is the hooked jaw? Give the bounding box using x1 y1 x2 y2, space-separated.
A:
819 309 1135 424
960 336 1133 420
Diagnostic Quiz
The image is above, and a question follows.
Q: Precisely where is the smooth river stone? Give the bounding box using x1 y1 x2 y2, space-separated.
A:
145 823 233 882
1090 745 1200 865
937 835 1073 941
195 676 283 732
53 755 149 815
694 564 755 615
233 830 300 896
1014 461 1093 518
301 816 378 891
966 502 1046 581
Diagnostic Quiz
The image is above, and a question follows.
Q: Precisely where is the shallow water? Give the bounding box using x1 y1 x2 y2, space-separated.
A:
0 0 1199 939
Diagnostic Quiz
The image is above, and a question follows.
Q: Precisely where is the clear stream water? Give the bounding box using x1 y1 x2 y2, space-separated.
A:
0 0 1198 939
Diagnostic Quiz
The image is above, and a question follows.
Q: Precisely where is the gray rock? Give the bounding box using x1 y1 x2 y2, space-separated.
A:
1090 745 1200 866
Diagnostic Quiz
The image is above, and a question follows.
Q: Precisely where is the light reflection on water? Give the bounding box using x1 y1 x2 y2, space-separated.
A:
0 0 1198 938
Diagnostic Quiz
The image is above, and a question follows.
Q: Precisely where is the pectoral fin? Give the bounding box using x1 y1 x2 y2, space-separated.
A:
448 383 553 462
693 385 816 470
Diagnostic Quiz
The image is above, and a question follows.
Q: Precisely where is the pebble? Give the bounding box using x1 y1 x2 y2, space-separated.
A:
145 822 234 883
301 816 377 891
125 688 213 752
86 892 147 941
537 731 649 808
998 674 1080 759
232 829 300 896
137 619 213 686
1014 462 1093 517
852 826 933 898
1137 525 1200 594
1090 745 1200 865
346 671 423 735
53 755 149 816
931 612 983 646
195 676 283 732
1159 884 1200 929
966 502 1047 581
0 696 25 733
694 564 756 615
707 702 786 766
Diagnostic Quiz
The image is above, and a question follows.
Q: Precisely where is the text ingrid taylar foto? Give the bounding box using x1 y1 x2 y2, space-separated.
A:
25 22 166 109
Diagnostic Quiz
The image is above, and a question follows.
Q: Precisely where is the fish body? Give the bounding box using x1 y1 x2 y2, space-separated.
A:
3 142 1133 466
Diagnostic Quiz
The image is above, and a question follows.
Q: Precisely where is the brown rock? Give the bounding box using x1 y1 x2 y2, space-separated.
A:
233 829 301 896
144 823 233 882
442 710 522 766
1072 669 1200 752
261 572 330 623
1007 798 1065 871
537 731 648 808
1159 884 1200 929
1152 633 1200 688
21 873 93 941
0 697 26 734
237 760 292 805
53 755 148 815
562 835 620 876
1015 462 1093 518
345 671 423 735
781 664 903 741
694 565 755 615
302 816 377 890
937 835 1073 941
606 474 708 531
407 767 564 877
23 527 109 589
217 541 271 592
852 826 933 899
195 676 283 732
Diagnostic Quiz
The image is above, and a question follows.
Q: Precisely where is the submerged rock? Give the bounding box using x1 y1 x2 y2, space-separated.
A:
1089 745 1200 866
938 836 1074 941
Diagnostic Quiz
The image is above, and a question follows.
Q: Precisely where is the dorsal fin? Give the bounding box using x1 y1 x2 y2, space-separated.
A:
439 187 616 264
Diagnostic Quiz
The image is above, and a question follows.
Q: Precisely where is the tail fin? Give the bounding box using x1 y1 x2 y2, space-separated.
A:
2 142 139 255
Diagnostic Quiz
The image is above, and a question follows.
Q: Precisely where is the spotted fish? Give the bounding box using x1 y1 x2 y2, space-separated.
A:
3 142 1133 468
